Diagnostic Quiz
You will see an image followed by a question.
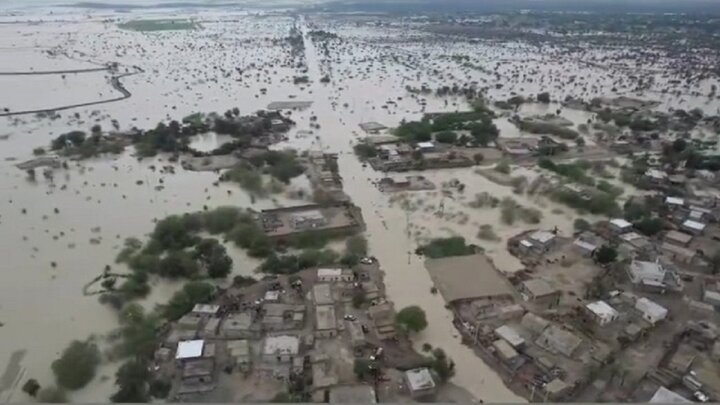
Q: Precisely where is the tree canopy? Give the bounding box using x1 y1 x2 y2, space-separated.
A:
396 305 428 333
51 340 101 390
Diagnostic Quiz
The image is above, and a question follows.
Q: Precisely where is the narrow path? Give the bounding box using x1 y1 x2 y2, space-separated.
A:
0 67 108 75
0 70 140 117
298 16 525 403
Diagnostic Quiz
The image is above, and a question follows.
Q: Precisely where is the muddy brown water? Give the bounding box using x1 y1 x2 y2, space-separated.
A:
0 9 718 402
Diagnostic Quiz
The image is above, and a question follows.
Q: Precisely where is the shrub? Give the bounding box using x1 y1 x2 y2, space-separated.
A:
417 237 475 258
435 131 457 144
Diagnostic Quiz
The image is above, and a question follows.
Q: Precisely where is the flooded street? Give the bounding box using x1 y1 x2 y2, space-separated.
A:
0 5 718 402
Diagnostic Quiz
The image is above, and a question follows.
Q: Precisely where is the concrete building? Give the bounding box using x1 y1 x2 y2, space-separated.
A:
609 218 633 234
635 297 668 325
405 368 436 399
315 305 338 339
665 196 686 209
200 318 220 339
661 242 696 264
649 386 691 403
520 278 560 309
493 339 520 362
312 283 334 306
682 219 706 235
262 335 300 363
627 260 682 292
176 340 205 361
527 230 557 253
221 312 259 339
535 325 582 357
646 169 668 183
192 304 220 316
368 301 397 339
226 340 250 370
703 290 720 307
261 303 305 332
317 268 354 283
495 325 525 348
521 312 551 337
346 320 367 350
585 300 620 326
665 230 694 247
329 385 376 403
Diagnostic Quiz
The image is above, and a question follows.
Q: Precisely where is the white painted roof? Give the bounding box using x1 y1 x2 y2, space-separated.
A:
529 230 555 244
520 239 533 248
682 219 706 231
635 297 668 320
495 325 525 347
405 368 436 392
650 386 690 403
417 141 435 149
665 196 685 206
585 300 619 319
317 268 343 277
176 339 205 360
610 218 632 229
573 239 597 251
264 290 280 301
192 304 220 315
646 169 668 179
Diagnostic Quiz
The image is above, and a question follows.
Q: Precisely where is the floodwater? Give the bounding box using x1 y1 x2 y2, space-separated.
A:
0 8 718 402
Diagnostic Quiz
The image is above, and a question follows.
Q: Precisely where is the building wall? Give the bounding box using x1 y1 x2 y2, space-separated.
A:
315 329 337 339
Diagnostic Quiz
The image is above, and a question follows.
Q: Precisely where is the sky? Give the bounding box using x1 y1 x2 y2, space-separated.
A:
1 0 720 12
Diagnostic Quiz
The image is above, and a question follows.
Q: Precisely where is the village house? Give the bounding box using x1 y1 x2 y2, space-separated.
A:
660 242 697 264
609 218 633 234
314 305 338 339
226 340 251 371
519 230 557 255
645 169 668 183
220 312 259 339
317 268 354 283
519 278 561 309
585 300 620 326
535 325 582 357
664 230 694 247
681 219 706 235
627 260 683 292
665 196 686 209
404 368 437 399
329 385 377 403
495 324 526 349
262 335 300 364
635 297 668 325
312 283 335 306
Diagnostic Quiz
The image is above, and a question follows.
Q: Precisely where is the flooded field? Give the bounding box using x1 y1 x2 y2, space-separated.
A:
0 5 719 402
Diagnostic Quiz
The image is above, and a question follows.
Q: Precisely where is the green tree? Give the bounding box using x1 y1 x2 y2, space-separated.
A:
110 360 150 403
635 217 664 236
430 348 455 382
163 281 215 321
435 131 457 144
158 250 199 278
353 358 374 380
537 92 551 103
202 207 239 234
595 245 618 265
396 305 428 333
574 218 591 232
115 304 160 359
51 340 101 390
345 235 368 257
194 239 233 278
494 160 511 174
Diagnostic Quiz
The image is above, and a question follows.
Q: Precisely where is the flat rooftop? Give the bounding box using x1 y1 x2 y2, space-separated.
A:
260 203 361 238
315 305 337 331
425 254 513 303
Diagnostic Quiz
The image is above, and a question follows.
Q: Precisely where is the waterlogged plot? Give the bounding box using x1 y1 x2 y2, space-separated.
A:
118 19 199 32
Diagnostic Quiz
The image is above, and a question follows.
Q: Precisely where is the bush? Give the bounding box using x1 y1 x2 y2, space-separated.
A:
151 215 202 251
395 121 432 142
33 147 46 156
396 306 428 333
429 348 455 382
537 92 551 103
51 341 101 390
417 237 475 258
193 239 232 278
115 304 160 359
494 160 511 174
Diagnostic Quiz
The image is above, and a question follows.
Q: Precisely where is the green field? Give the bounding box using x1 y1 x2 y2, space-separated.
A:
118 19 199 32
